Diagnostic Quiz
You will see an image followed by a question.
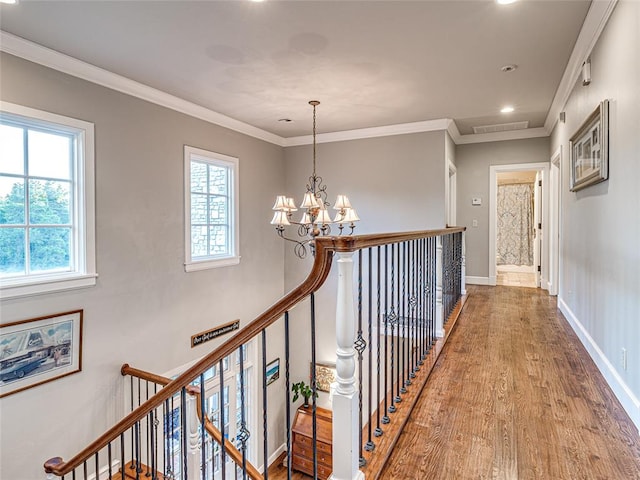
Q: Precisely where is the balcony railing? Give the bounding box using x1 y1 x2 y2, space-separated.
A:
44 227 466 480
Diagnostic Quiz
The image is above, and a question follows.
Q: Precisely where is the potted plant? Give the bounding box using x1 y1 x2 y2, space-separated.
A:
291 381 317 408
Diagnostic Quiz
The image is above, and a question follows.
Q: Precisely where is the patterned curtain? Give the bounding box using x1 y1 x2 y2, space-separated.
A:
497 183 534 266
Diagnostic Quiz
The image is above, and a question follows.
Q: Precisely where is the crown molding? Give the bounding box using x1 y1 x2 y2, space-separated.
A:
283 118 452 146
0 31 286 146
544 0 618 133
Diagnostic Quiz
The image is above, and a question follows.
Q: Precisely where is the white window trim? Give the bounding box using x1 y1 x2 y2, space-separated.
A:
0 102 96 300
184 145 240 272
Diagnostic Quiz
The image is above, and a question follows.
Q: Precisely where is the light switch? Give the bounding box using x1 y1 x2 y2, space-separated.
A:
472 219 478 227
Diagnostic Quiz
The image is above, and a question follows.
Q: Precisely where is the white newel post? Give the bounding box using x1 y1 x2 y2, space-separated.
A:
187 393 201 478
461 231 467 296
435 236 445 338
331 252 365 480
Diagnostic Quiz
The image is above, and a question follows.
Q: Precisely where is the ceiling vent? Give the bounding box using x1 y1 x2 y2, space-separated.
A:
473 121 529 134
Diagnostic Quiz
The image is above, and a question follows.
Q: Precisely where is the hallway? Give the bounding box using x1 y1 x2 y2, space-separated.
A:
381 285 640 479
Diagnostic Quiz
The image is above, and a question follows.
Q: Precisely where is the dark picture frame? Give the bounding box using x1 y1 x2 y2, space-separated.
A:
0 310 83 398
570 100 609 191
266 357 280 386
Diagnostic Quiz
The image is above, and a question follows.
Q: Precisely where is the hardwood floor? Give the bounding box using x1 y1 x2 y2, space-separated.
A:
269 286 640 479
381 285 640 480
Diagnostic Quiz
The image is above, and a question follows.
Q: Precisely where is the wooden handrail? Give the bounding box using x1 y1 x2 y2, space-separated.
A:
44 227 464 476
121 364 262 480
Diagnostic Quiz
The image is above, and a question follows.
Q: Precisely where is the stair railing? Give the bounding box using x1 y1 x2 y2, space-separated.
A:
43 227 465 480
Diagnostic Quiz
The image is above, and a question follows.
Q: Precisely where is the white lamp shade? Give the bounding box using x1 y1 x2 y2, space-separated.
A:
300 192 320 209
270 210 291 226
342 208 360 223
333 194 352 210
316 208 332 224
300 212 312 225
285 197 298 211
272 195 289 211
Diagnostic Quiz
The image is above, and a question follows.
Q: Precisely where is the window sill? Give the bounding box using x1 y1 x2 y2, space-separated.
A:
185 256 241 272
0 273 98 300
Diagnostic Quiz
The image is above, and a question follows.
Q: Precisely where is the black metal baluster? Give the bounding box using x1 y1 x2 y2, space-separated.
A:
120 433 125 480
163 399 169 477
389 243 397 414
108 442 112 479
239 346 249 480
365 247 375 452
200 374 206 480
401 241 408 393
181 388 188 480
130 376 134 473
152 383 158 480
137 378 142 476
261 329 269 480
83 461 88 480
94 453 99 480
395 242 402 404
382 244 391 424
219 359 226 480
411 239 417 378
135 420 141 480
146 381 150 477
418 238 425 365
310 293 319 478
374 246 383 437
284 311 292 480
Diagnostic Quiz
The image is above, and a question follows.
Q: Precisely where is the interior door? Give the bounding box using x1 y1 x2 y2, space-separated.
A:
533 172 542 287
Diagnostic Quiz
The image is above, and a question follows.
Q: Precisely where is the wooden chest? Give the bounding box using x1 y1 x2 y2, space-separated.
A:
291 406 332 479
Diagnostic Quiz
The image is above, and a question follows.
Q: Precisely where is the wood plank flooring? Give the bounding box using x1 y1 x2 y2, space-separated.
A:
381 285 640 479
269 285 640 479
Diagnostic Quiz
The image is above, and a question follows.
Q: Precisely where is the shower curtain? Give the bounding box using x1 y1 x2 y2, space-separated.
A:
497 183 534 266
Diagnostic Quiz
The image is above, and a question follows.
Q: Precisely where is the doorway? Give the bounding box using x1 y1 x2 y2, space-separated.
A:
489 163 549 289
446 159 457 226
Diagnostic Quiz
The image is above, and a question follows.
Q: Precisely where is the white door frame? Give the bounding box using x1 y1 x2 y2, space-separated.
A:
445 159 457 226
548 147 562 296
489 162 549 287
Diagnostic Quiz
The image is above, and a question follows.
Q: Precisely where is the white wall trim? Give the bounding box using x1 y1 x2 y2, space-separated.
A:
284 118 452 146
544 0 618 132
489 163 550 291
465 276 490 286
0 31 286 146
261 443 287 473
558 298 640 432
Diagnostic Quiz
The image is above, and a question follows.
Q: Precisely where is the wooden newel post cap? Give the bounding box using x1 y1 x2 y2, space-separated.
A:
44 457 64 473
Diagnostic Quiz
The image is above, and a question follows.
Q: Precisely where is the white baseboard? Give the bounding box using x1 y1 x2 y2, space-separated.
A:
558 298 640 433
262 443 286 473
466 276 490 285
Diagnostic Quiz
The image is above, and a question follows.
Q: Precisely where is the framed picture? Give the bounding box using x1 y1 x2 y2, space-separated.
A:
312 362 336 393
0 310 83 398
266 358 280 386
570 100 609 191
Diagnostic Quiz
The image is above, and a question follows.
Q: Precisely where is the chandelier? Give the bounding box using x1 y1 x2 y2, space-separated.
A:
270 100 359 258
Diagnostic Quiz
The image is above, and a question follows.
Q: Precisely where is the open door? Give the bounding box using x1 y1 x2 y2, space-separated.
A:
533 172 543 288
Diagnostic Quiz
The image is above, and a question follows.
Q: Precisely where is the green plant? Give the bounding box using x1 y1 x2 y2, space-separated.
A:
291 381 318 405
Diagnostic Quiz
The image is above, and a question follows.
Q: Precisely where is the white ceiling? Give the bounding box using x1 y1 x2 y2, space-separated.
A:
0 0 591 139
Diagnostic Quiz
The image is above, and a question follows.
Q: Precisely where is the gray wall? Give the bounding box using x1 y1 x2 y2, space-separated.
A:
282 131 448 408
550 0 640 425
456 137 550 279
0 53 286 479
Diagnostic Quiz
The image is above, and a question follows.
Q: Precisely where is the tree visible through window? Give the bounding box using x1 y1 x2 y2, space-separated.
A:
0 103 95 299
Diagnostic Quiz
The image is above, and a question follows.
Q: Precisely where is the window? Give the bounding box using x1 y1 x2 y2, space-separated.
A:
184 146 239 271
0 102 96 299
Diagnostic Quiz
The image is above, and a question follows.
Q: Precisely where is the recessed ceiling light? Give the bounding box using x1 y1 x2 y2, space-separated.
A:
497 0 518 4
278 118 292 123
501 106 515 114
500 64 518 73
0 0 19 4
